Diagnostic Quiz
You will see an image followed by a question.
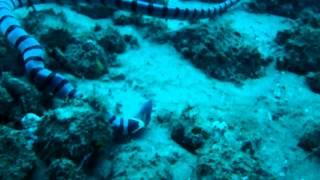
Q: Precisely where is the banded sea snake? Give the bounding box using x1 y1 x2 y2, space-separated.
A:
0 0 240 136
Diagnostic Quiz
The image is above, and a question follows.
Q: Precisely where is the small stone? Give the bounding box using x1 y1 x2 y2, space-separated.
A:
171 123 204 153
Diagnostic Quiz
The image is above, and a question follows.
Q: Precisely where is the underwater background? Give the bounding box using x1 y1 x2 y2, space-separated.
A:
0 0 320 179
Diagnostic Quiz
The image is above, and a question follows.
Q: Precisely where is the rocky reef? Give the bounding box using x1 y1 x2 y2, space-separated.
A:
298 123 320 158
0 94 114 178
170 23 272 83
274 11 320 94
46 158 87 179
34 99 113 164
275 25 320 75
22 9 137 80
0 73 48 126
52 40 112 79
0 125 37 179
306 73 320 94
247 0 320 19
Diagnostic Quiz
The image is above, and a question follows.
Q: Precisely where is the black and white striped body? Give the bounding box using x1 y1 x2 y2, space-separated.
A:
0 0 79 98
0 0 239 99
107 100 152 136
16 0 240 19
109 116 145 136
0 0 237 135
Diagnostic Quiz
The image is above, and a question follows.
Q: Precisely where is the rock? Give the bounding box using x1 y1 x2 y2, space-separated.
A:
53 40 112 79
0 125 37 179
1 73 48 124
97 27 127 54
46 158 86 180
276 25 320 75
298 9 320 28
22 9 68 36
34 100 112 164
21 113 43 149
306 73 320 94
0 37 23 75
171 23 271 83
171 123 206 153
0 85 14 119
40 28 76 52
140 19 169 42
246 0 320 19
123 34 139 49
21 113 42 132
169 105 210 153
298 123 320 157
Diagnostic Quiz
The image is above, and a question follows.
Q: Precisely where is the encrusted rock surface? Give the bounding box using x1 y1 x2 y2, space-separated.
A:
306 73 320 94
247 0 320 19
276 25 320 75
97 27 127 54
298 123 320 158
0 125 37 179
171 23 271 83
46 158 86 180
35 99 112 164
54 40 112 78
0 73 47 125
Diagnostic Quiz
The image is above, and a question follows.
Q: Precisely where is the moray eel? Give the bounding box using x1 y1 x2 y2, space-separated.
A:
0 0 239 136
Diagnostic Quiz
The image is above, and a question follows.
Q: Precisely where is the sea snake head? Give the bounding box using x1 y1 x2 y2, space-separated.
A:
135 100 152 126
109 100 153 137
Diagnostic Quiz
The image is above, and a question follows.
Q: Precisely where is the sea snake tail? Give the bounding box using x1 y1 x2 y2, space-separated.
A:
0 0 79 99
15 0 240 20
106 0 240 19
